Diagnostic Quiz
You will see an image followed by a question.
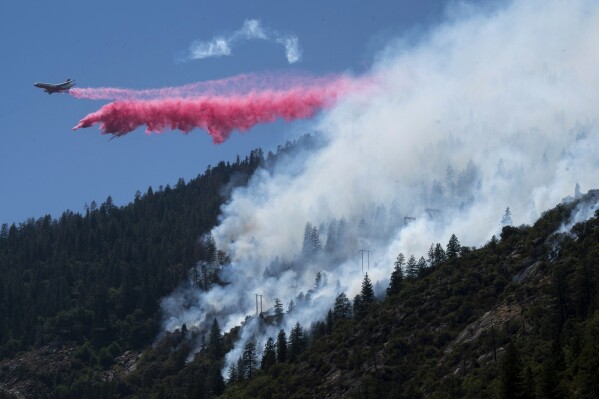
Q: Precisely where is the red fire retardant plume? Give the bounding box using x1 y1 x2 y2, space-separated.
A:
73 79 358 143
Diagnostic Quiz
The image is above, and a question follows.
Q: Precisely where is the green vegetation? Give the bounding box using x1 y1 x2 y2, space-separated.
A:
1 137 598 397
217 194 599 398
0 137 317 398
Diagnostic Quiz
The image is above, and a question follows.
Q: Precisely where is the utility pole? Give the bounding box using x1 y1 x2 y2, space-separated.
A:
359 249 371 274
255 294 263 315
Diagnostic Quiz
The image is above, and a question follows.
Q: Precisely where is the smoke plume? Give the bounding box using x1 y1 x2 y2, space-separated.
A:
158 0 599 376
179 19 301 64
72 75 361 143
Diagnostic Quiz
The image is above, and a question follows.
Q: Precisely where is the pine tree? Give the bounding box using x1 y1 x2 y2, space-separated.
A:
427 244 435 267
208 318 222 360
361 273 375 304
501 207 513 226
489 235 498 248
301 222 314 258
261 337 277 371
417 256 427 277
539 338 565 399
353 294 364 319
434 243 446 265
276 329 287 363
575 182 581 199
287 299 295 314
301 223 322 259
325 220 337 253
208 364 225 396
326 309 334 333
227 362 238 384
274 298 284 323
288 322 305 362
387 254 405 296
406 255 418 278
236 356 245 381
242 337 257 379
333 292 352 319
314 272 322 290
446 234 461 259
311 226 322 254
499 341 525 399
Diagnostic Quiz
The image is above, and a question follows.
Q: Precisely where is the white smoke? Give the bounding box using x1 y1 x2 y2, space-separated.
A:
161 0 599 375
557 187 599 234
180 19 302 63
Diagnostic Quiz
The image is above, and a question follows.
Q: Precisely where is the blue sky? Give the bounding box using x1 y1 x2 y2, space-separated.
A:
0 0 448 225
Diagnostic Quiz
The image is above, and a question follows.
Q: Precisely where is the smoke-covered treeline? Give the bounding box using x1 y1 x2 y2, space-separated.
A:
159 0 599 377
216 192 599 398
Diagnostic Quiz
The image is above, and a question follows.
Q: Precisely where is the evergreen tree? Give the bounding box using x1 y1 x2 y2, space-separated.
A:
499 341 525 399
333 292 352 319
361 273 375 304
241 337 257 379
301 223 322 259
575 182 581 199
353 294 364 319
287 299 295 314
326 309 334 333
446 234 461 259
387 254 405 296
311 226 322 254
236 356 245 382
406 255 418 279
489 235 498 248
325 220 337 253
501 207 513 227
0 223 8 240
261 337 277 371
301 222 314 258
417 256 427 277
434 243 446 265
314 272 323 290
274 298 284 323
427 244 435 267
227 362 238 384
539 338 565 399
208 318 222 360
276 329 287 363
207 364 225 396
288 322 305 362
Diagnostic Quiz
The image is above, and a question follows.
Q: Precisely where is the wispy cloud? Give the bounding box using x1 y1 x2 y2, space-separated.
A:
181 19 302 63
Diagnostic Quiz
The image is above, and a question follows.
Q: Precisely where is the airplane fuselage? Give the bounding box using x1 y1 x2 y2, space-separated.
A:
34 79 75 94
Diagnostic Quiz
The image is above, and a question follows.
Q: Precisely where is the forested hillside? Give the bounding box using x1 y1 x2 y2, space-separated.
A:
218 192 599 399
0 148 262 354
0 136 318 398
1 143 598 398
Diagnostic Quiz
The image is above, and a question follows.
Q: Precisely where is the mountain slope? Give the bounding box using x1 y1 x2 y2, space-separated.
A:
1 154 598 398
219 192 599 399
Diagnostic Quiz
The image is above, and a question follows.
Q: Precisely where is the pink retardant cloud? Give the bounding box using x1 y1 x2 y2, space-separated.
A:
73 77 361 143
